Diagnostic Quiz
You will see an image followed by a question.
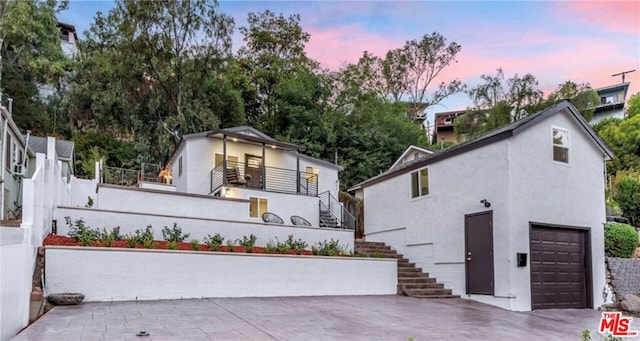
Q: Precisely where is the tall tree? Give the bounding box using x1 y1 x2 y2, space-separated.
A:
64 0 237 165
627 92 640 118
237 10 316 135
547 81 599 121
0 0 70 134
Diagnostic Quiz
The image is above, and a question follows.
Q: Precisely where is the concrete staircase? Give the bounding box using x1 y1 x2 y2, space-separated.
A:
355 240 459 298
319 209 338 228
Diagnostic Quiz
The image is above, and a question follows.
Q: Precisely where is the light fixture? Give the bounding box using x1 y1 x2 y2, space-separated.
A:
480 199 491 208
225 189 231 196
232 138 238 142
271 145 276 149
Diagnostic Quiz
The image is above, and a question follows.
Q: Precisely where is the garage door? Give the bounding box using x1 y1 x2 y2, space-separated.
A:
530 225 588 309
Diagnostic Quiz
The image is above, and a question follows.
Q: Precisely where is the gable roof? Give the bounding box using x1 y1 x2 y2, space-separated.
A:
388 145 433 171
356 101 613 189
27 136 74 161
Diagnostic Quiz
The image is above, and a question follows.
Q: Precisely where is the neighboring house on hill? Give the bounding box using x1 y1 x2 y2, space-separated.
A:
591 82 630 124
349 145 433 199
357 101 611 311
27 136 74 181
165 126 354 228
0 106 33 220
38 22 79 101
434 109 466 144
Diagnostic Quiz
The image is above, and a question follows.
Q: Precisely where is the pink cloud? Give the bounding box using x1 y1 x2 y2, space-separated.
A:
557 1 640 35
305 25 403 70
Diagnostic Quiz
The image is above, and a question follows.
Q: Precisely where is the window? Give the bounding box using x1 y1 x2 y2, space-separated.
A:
552 128 569 163
444 117 453 125
411 168 429 198
4 133 10 170
14 148 23 174
249 197 268 218
178 156 183 176
305 166 319 184
214 153 238 168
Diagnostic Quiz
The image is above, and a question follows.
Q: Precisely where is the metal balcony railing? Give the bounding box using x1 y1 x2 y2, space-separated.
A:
209 162 318 196
319 191 357 230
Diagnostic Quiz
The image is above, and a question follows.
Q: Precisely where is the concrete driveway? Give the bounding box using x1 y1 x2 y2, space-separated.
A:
12 295 623 340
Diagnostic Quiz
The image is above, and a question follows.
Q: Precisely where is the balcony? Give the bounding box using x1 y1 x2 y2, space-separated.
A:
209 162 318 197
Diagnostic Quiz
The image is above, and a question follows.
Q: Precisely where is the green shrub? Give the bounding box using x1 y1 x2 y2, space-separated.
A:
311 239 347 256
167 241 178 250
66 217 98 241
605 222 639 258
265 239 277 254
239 234 257 253
143 236 157 249
286 235 308 255
275 237 289 254
133 225 154 244
123 234 137 248
161 223 190 242
190 239 201 251
226 239 236 252
204 233 225 251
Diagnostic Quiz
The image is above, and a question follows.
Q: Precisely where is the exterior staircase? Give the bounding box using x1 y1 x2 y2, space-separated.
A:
355 240 459 298
319 209 338 228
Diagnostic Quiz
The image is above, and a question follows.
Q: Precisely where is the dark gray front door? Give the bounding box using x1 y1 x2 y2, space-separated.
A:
245 155 263 189
465 211 494 295
530 225 588 309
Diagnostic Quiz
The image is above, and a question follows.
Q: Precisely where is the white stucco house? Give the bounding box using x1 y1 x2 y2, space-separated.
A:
591 82 630 124
164 126 354 229
357 101 612 311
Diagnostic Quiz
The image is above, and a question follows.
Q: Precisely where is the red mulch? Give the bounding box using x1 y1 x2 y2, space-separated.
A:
43 234 312 255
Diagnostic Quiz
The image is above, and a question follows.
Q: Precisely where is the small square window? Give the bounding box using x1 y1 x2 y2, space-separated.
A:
249 197 268 218
552 128 569 163
178 156 183 176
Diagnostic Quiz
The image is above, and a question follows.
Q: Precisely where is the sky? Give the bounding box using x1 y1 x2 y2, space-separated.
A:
59 1 640 119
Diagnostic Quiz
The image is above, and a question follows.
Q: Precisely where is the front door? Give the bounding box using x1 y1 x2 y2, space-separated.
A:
465 211 494 295
245 155 263 189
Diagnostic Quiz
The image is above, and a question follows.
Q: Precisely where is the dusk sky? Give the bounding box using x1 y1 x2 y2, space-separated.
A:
59 1 640 118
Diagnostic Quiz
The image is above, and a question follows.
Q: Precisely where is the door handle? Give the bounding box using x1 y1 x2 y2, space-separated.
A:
466 257 471 261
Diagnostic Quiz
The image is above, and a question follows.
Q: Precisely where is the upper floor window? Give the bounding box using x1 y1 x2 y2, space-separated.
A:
600 96 615 105
411 168 429 198
552 128 569 163
214 153 238 168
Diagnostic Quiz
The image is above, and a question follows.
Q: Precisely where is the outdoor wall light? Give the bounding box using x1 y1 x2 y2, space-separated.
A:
225 189 231 196
480 199 491 208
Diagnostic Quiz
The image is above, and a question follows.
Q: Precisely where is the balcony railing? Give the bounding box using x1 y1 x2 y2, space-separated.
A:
102 163 167 186
209 162 318 196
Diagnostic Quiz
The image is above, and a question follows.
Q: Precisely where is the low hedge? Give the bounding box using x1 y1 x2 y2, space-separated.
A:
604 222 639 258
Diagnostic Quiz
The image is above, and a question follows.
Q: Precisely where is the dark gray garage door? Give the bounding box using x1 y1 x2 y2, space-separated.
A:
530 225 588 309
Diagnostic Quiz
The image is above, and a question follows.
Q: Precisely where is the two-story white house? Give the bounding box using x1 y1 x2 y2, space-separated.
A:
591 82 630 124
357 101 612 311
165 126 353 228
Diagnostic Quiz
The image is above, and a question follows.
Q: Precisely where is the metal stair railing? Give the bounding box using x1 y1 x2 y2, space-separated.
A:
319 191 357 230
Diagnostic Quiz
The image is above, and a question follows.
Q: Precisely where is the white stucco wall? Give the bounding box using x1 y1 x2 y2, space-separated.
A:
507 109 607 311
364 140 510 305
95 185 248 221
69 177 97 208
45 247 396 301
363 108 608 311
54 207 354 252
223 186 321 226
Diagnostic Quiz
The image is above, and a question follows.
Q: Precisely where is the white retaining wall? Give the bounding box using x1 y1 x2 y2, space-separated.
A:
45 247 397 301
95 184 248 221
69 177 97 208
54 207 355 251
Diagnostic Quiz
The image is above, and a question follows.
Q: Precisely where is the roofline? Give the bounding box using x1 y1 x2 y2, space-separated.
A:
434 109 468 117
595 82 629 93
389 145 434 170
206 131 306 151
0 106 32 155
298 153 343 171
358 101 613 189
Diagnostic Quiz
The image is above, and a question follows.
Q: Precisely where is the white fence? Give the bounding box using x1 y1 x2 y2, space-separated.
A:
46 246 397 301
0 137 70 341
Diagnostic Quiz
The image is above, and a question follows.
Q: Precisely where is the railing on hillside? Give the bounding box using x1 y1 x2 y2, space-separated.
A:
209 162 318 196
102 166 139 186
319 191 357 230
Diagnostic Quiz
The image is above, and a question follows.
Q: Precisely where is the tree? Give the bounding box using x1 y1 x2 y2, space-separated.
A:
613 175 640 227
0 0 70 134
547 81 599 121
455 69 544 139
64 0 237 165
237 10 317 136
627 92 640 118
594 115 640 177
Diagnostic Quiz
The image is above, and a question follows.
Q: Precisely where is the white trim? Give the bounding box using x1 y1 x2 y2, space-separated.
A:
410 167 430 199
